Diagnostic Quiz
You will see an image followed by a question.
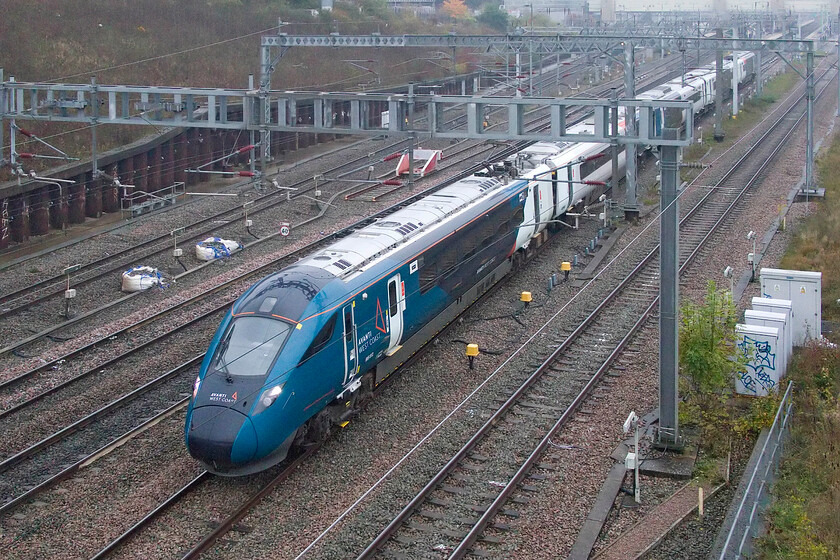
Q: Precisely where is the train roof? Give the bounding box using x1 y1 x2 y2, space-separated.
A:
297 174 516 279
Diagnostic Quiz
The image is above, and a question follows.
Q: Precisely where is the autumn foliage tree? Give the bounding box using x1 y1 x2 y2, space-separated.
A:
441 0 469 19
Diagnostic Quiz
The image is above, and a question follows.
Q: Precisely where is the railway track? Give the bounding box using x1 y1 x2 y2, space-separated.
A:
71 56 801 559
0 54 713 525
0 64 584 354
0 58 574 312
0 56 654 360
0 55 694 422
0 54 696 359
351 60 836 560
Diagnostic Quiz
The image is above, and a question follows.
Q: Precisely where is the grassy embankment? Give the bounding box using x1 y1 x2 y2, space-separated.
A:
752 134 840 559
679 67 801 180
0 0 487 179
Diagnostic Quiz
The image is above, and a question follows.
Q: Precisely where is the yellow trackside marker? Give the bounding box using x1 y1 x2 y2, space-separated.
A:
296 323 303 330
520 291 532 303
561 261 572 280
466 343 479 370
339 421 350 428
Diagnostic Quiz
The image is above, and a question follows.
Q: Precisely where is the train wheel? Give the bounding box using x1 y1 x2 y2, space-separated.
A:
297 409 333 447
512 250 524 273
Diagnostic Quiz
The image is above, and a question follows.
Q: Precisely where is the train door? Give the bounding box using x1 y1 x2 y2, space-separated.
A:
386 274 404 354
538 173 553 226
342 303 358 383
530 182 540 236
567 166 575 209
551 170 560 217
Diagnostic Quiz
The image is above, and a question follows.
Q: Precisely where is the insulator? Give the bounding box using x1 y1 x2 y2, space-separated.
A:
383 179 402 186
238 171 255 177
18 153 35 159
583 180 607 186
18 128 34 137
583 153 607 162
383 152 402 162
237 144 255 153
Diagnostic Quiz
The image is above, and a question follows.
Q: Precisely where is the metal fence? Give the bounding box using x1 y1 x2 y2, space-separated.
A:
715 380 795 560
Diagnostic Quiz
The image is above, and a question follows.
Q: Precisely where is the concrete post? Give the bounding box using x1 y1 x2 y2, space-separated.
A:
732 53 740 116
659 127 681 447
714 29 725 141
408 82 415 185
91 77 99 185
837 41 840 117
624 42 639 220
806 49 815 189
610 88 619 192
756 49 763 95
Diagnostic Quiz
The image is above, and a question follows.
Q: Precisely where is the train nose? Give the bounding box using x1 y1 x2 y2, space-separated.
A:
187 406 258 470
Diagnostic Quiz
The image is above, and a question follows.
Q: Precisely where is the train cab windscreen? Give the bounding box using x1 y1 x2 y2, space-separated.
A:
210 316 293 376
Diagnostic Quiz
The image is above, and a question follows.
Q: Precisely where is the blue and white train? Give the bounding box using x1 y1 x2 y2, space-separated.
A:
185 53 755 475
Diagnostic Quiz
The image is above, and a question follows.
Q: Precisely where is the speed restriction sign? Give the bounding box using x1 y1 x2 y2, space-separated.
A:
279 222 291 237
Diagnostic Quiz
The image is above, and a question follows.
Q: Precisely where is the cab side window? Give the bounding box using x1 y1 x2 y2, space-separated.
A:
299 314 337 365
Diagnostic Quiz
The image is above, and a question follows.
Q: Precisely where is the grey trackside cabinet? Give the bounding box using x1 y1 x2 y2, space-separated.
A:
759 268 821 345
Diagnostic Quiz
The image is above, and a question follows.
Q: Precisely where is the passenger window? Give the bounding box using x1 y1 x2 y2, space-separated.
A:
344 307 353 343
299 314 336 364
388 281 398 317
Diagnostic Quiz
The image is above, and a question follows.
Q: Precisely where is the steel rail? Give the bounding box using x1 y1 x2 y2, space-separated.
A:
0 356 202 479
0 397 190 516
179 447 318 560
0 50 691 356
0 54 659 360
0 138 411 315
88 471 211 560
0 56 578 310
79 52 718 558
449 60 839 560
359 60 835 560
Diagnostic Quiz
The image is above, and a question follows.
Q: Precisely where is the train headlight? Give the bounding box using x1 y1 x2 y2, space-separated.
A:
193 376 201 399
253 383 285 415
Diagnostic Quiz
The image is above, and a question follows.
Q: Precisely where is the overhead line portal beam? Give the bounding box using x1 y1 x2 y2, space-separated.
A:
1 83 693 146
262 33 815 55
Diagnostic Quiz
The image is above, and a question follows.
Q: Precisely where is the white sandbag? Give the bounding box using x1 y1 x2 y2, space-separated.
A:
122 266 162 292
195 237 242 261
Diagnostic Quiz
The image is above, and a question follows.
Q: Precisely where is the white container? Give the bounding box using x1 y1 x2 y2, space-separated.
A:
751 296 792 347
121 266 161 292
735 324 781 397
744 310 789 377
759 268 821 345
195 237 242 261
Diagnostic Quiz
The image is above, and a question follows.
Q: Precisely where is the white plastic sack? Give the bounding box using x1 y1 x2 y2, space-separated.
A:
195 237 242 261
122 266 162 292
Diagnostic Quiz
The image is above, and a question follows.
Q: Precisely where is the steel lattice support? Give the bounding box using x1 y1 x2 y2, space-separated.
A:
0 82 694 146
262 33 815 54
624 42 638 220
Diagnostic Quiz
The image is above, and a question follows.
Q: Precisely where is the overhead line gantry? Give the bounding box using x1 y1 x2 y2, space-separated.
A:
258 32 818 219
